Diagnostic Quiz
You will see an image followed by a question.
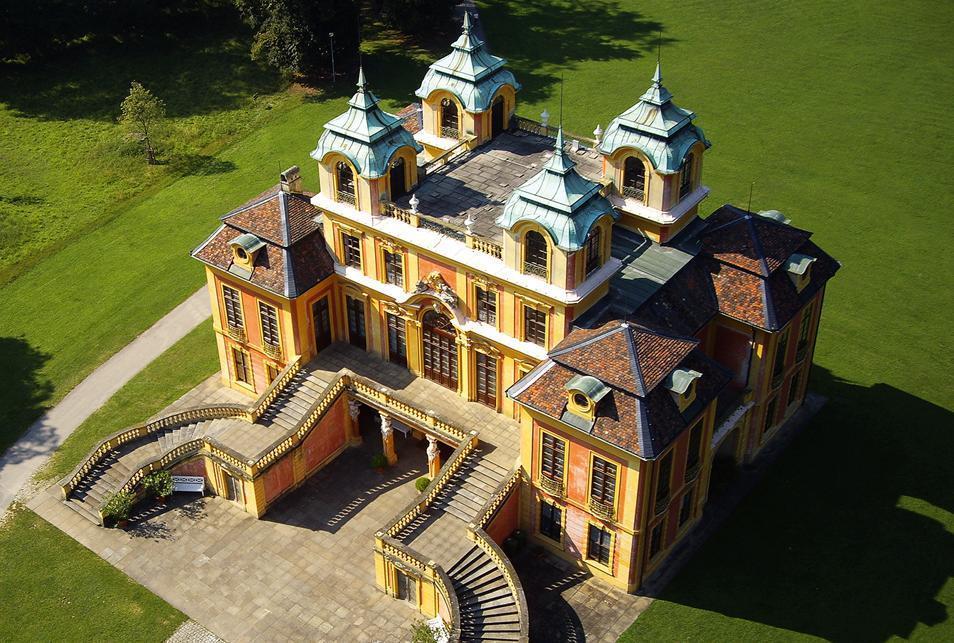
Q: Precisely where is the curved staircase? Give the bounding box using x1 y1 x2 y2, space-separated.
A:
450 546 523 642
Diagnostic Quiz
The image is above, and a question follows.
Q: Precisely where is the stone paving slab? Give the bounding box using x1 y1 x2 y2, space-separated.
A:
29 437 431 643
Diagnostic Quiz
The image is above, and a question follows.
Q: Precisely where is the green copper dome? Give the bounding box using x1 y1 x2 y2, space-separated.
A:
311 68 422 179
497 129 619 251
598 63 710 174
415 12 520 112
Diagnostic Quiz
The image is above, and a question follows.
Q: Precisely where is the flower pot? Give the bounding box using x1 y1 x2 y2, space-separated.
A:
375 467 386 474
159 495 170 505
116 519 130 530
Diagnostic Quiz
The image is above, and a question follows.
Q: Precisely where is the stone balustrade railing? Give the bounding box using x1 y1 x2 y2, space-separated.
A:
469 526 530 642
248 356 302 422
472 467 521 529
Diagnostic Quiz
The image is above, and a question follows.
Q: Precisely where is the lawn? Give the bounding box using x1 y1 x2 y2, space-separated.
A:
2 0 952 639
39 321 220 483
0 505 185 641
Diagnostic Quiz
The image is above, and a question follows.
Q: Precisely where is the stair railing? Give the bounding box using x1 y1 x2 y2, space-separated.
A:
247 355 303 422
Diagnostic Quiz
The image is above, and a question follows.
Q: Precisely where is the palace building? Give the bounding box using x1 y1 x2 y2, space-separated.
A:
62 14 838 640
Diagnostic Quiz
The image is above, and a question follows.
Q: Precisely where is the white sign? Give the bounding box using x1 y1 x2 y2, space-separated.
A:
172 475 205 494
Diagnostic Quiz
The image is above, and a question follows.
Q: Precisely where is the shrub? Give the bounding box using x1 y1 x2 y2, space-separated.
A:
143 471 174 498
370 453 389 469
410 620 440 643
102 491 135 522
415 476 431 493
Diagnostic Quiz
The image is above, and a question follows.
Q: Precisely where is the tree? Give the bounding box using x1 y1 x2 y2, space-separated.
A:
120 81 165 165
376 0 455 35
234 0 359 78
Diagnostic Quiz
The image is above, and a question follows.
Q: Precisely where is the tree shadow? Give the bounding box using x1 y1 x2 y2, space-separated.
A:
0 337 53 454
167 154 238 178
512 548 589 642
642 365 954 640
0 9 282 122
476 0 673 103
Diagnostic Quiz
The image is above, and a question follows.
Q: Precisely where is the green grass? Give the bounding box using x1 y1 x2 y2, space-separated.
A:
0 505 185 641
39 321 220 483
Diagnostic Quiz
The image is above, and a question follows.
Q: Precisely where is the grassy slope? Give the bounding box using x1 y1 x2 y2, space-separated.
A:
0 506 185 641
40 321 219 483
480 0 954 639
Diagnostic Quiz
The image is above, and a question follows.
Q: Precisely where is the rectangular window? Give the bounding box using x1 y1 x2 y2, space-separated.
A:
475 286 496 326
265 363 280 385
587 524 612 566
679 488 694 526
384 251 404 287
773 330 789 379
475 351 497 408
787 372 801 407
655 452 673 505
797 305 813 356
649 522 664 559
541 433 565 482
387 313 407 368
539 501 562 542
342 233 361 268
259 302 280 348
763 397 779 434
584 229 601 276
223 285 243 329
524 306 547 346
231 347 251 385
590 456 617 506
685 424 702 476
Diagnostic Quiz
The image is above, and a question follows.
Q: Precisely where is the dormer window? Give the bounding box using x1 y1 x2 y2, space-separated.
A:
228 233 265 278
785 253 817 292
664 368 702 412
523 230 549 278
621 156 646 201
584 227 602 276
565 374 611 422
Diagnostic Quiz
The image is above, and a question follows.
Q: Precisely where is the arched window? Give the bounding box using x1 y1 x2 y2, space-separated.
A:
584 226 602 276
679 153 694 200
336 161 356 206
389 157 407 200
523 230 548 278
440 98 460 139
622 156 646 200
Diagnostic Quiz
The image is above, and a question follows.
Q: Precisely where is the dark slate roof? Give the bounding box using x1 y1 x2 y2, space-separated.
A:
192 186 334 298
510 322 730 459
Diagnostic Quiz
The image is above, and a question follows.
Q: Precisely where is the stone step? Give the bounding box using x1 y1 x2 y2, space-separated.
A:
65 498 102 525
458 570 506 596
458 593 518 614
437 489 486 514
458 603 520 619
459 628 521 642
454 560 497 587
448 546 484 576
434 498 479 522
456 581 511 605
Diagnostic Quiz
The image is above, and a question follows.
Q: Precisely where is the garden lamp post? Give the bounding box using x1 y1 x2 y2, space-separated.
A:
329 32 336 84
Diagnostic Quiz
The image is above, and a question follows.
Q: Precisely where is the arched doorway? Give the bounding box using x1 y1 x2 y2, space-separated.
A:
389 157 407 200
422 309 458 390
491 95 505 138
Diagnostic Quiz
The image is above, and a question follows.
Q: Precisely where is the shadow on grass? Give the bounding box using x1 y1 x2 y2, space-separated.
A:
0 337 53 455
629 365 953 640
0 9 282 122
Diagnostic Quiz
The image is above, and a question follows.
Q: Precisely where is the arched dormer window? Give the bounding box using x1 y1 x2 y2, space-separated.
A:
336 161 356 206
523 230 548 278
584 226 602 277
622 156 646 201
389 157 407 200
440 98 460 139
679 152 694 200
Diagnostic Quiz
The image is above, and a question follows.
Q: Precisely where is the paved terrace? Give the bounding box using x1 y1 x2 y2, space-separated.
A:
395 130 604 242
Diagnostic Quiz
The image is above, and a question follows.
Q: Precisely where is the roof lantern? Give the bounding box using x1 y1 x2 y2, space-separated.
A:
311 67 422 179
415 11 520 112
598 62 710 174
497 128 619 251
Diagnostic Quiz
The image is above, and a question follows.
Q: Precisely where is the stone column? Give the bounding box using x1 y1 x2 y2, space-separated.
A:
380 413 397 465
347 398 363 445
426 435 441 478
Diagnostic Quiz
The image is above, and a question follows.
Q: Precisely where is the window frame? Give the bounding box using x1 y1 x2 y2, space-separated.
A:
654 450 673 510
586 522 613 567
474 285 497 327
649 520 665 560
679 152 694 200
258 301 281 349
522 230 549 278
523 305 548 347
763 396 779 434
539 430 567 485
335 161 356 202
222 284 244 330
383 249 404 288
622 155 647 197
584 226 602 277
678 487 695 527
538 499 563 543
342 232 362 269
589 454 618 508
231 346 253 388
685 422 702 479
386 312 407 368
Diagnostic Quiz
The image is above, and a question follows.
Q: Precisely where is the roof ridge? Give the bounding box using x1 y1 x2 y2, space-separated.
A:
221 187 279 221
624 324 648 397
278 190 292 246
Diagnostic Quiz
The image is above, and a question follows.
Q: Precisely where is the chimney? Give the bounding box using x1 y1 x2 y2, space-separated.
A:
280 165 302 193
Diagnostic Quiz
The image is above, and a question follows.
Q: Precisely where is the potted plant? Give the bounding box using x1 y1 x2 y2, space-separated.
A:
144 471 174 504
415 476 431 493
370 453 389 473
102 491 135 529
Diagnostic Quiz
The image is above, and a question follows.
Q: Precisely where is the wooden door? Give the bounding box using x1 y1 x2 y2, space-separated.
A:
387 313 407 368
312 297 332 352
346 296 366 350
475 351 497 408
422 311 458 390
